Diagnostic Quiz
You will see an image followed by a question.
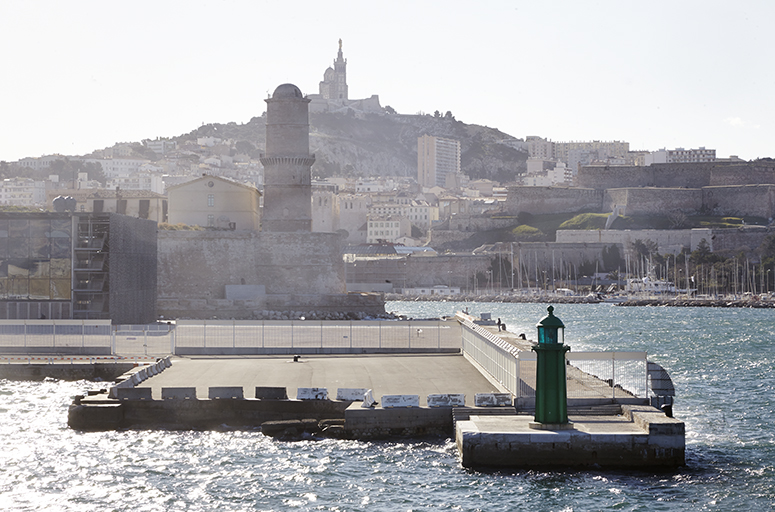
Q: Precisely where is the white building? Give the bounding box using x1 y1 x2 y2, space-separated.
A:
418 134 462 188
368 200 438 229
645 147 716 166
143 139 177 155
82 158 150 178
107 172 165 195
366 216 411 244
0 178 46 206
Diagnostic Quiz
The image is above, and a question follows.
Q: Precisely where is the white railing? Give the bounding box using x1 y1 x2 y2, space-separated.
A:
460 318 520 396
459 319 649 399
172 319 461 353
0 320 113 350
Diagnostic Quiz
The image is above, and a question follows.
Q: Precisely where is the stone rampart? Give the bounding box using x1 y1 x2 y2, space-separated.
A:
705 227 772 255
709 164 775 186
158 231 257 300
505 187 603 215
578 162 775 190
703 185 775 218
255 232 345 295
556 229 710 253
604 188 703 216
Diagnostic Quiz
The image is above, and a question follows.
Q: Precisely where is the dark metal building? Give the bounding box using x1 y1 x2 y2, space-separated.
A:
0 212 156 323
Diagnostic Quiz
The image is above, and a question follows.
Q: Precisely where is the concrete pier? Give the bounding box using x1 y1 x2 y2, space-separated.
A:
63 316 685 468
456 404 685 469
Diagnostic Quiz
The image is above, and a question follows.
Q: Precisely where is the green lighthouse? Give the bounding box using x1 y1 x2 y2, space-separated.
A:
531 306 572 428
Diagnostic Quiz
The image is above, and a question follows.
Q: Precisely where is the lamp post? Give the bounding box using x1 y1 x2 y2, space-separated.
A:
530 306 572 429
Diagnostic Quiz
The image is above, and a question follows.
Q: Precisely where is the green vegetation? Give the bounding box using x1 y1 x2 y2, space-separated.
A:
157 223 204 231
511 224 544 241
558 213 609 230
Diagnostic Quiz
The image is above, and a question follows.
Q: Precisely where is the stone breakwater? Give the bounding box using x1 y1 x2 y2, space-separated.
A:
385 293 599 304
616 298 775 308
385 293 775 308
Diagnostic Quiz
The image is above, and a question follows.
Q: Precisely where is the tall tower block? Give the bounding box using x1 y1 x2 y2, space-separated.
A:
260 83 314 232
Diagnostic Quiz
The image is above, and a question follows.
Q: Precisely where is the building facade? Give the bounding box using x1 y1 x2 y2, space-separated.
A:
418 134 462 188
0 212 156 323
167 175 260 231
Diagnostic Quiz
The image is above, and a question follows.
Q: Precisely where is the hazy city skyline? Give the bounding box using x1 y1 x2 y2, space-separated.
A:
1 0 772 162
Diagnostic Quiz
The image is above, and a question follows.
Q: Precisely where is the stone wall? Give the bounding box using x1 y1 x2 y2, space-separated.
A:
556 229 711 253
604 188 703 216
703 185 775 218
255 232 345 295
157 230 368 318
706 227 772 255
158 231 257 300
578 162 775 190
505 187 603 215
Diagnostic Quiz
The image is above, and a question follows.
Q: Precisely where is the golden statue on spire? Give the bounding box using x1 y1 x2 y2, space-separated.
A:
339 38 342 50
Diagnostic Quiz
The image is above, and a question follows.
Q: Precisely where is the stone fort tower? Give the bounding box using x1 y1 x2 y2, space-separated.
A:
260 83 314 232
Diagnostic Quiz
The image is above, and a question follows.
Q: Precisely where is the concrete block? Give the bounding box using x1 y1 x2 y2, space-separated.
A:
297 387 328 400
162 387 198 400
381 395 420 408
475 393 512 407
361 389 377 408
427 393 465 407
255 386 288 400
131 373 142 385
337 388 370 401
208 386 244 399
116 387 153 400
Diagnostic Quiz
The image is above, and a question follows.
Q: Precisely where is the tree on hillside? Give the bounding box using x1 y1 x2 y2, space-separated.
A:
602 244 622 272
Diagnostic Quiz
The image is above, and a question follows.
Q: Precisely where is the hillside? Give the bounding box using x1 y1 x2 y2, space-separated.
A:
176 111 529 183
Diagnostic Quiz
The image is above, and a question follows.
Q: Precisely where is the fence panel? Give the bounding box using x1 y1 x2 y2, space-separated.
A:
0 320 112 350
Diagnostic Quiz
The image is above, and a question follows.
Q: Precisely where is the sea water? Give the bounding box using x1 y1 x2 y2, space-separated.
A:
0 302 773 511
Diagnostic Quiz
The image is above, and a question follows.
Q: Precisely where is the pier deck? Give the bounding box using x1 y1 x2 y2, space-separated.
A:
134 353 502 407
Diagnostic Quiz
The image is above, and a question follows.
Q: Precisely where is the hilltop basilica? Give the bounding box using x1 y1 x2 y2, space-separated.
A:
307 40 383 114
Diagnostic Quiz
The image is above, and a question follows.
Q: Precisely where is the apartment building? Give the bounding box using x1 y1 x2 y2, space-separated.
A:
0 178 46 206
418 135 461 188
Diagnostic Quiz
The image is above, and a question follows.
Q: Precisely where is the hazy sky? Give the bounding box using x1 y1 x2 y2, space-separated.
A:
1 0 772 162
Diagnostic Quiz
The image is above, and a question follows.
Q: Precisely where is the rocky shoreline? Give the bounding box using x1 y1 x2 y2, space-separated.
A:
384 293 775 308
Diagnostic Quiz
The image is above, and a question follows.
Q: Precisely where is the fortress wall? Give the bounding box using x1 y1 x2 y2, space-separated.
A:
505 187 603 215
509 242 615 271
577 166 654 189
158 231 257 299
406 254 492 288
556 229 703 253
704 227 772 254
709 164 775 186
604 188 703 215
255 232 345 295
703 185 775 218
579 162 775 191
158 231 347 300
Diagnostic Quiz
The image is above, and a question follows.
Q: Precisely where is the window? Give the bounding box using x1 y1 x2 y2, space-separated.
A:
207 214 215 227
207 194 214 207
139 200 150 220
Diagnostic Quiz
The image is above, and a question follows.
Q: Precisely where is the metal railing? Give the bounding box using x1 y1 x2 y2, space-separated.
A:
459 319 648 399
0 320 113 350
172 319 461 353
460 318 520 396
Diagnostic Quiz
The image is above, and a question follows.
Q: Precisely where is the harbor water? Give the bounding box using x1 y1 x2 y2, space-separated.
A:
1 302 773 511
